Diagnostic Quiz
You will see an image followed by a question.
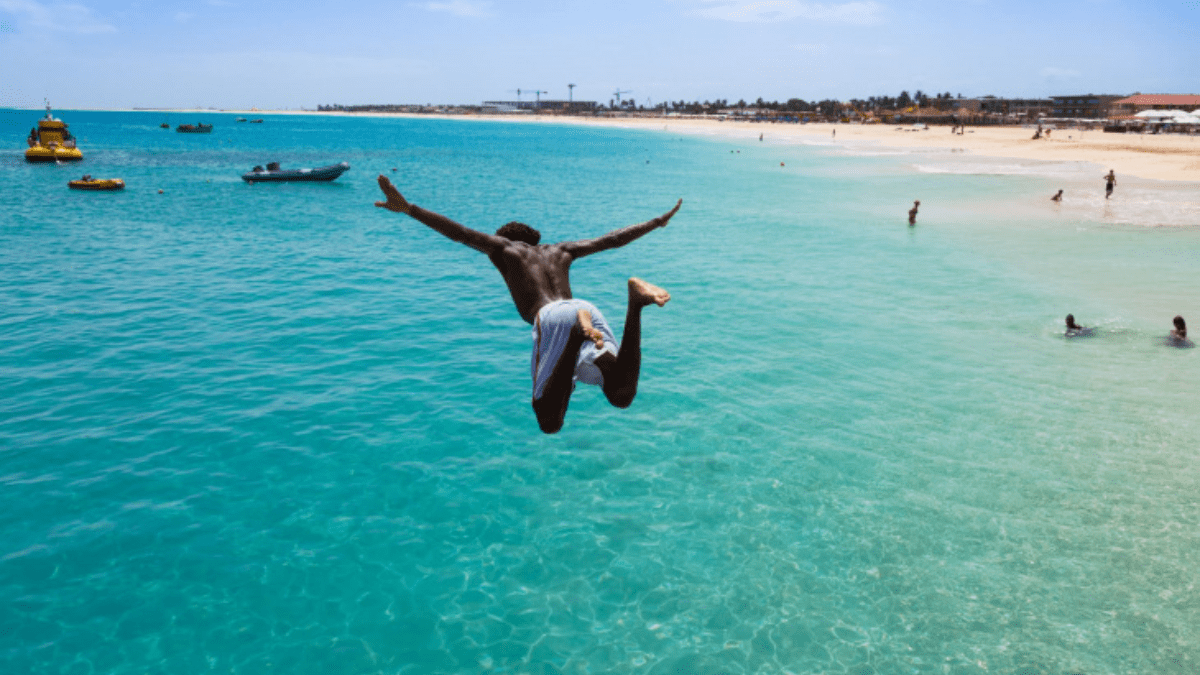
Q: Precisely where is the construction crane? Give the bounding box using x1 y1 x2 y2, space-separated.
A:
613 89 632 104
508 88 548 109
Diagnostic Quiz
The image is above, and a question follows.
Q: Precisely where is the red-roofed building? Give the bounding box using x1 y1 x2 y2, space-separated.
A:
1111 94 1200 115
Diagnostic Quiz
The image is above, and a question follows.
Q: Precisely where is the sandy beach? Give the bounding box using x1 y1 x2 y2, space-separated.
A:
508 115 1200 183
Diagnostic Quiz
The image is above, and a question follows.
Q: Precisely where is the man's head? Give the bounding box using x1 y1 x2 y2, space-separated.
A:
495 221 541 246
1174 315 1186 333
1066 314 1077 329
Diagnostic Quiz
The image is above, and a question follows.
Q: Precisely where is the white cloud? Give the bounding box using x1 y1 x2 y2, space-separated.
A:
0 0 115 33
1041 67 1081 79
417 0 494 18
692 0 883 24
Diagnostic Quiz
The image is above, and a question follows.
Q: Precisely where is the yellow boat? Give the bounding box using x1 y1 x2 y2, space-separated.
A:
68 176 125 191
25 103 83 163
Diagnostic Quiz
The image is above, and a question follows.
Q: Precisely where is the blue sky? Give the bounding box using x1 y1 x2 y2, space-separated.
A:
1 0 1197 110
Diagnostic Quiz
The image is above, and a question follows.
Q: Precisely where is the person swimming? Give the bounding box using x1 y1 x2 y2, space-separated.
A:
908 200 920 225
1168 315 1193 348
1051 190 1063 202
1065 314 1094 337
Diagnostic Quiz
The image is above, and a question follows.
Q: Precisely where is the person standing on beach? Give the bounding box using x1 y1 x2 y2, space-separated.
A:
908 200 920 225
1104 170 1117 199
374 176 681 434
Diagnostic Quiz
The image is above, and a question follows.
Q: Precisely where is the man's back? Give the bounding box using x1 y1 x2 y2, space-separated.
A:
488 241 576 324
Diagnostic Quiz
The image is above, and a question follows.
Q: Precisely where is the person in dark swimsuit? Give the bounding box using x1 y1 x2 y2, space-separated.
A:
1065 314 1093 337
1169 315 1193 348
375 175 681 433
1104 170 1116 199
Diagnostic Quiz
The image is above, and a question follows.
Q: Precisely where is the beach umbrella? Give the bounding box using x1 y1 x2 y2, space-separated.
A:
1158 109 1191 120
1134 110 1173 119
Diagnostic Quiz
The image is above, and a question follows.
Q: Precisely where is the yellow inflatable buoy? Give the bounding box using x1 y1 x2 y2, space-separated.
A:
68 176 125 191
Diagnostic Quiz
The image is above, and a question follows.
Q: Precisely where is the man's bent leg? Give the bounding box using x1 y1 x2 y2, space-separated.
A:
532 322 588 434
599 278 670 409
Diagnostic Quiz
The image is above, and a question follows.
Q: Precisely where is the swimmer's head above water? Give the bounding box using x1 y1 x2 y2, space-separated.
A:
1173 315 1187 338
1066 314 1079 330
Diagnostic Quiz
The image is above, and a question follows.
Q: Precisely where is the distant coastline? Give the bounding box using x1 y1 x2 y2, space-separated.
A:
9 105 1199 183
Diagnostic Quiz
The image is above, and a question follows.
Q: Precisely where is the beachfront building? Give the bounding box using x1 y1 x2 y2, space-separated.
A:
976 97 1053 119
1110 93 1200 115
936 97 1050 121
1050 94 1124 119
481 100 597 114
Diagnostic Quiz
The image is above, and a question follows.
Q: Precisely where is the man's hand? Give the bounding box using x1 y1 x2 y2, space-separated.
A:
659 199 683 226
375 175 412 214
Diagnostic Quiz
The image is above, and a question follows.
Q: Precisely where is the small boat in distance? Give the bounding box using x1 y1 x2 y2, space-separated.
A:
69 175 125 191
249 119 264 123
236 118 247 122
176 123 213 133
242 161 350 183
25 102 83 163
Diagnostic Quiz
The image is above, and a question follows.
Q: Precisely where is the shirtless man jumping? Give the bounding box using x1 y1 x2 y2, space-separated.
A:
375 176 681 434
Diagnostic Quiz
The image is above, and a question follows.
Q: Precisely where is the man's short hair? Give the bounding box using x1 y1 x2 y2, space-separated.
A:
1174 315 1186 330
495 221 541 245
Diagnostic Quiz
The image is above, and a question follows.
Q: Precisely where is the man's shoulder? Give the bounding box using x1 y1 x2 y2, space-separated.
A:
492 241 571 265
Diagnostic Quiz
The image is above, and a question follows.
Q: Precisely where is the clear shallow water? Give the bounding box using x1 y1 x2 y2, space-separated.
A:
2 110 1199 675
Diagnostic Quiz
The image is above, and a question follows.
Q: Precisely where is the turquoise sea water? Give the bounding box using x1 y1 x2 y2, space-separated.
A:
2 110 1199 675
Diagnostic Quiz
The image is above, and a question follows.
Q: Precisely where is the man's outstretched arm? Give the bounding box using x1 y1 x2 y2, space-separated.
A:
561 199 682 259
375 175 504 254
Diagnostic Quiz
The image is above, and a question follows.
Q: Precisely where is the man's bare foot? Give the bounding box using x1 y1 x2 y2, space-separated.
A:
628 277 671 308
577 309 606 348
